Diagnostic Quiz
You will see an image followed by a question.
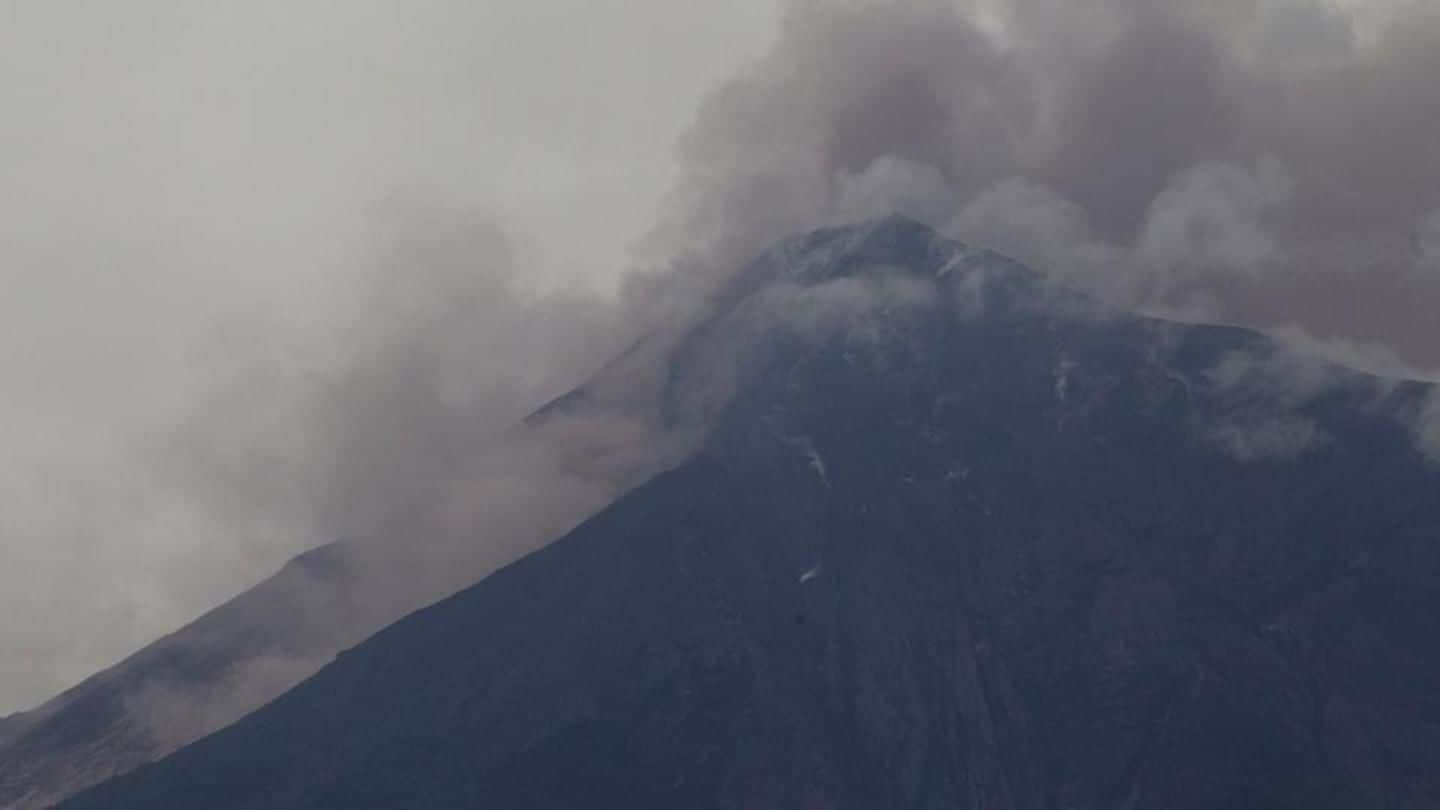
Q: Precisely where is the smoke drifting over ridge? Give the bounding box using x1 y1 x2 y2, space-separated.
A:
644 0 1440 370
0 0 775 715
258 0 1440 648
306 0 1440 635
6 0 1440 718
163 200 670 594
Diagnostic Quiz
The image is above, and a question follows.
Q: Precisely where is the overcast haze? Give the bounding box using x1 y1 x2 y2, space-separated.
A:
0 0 777 714
5 0 1440 716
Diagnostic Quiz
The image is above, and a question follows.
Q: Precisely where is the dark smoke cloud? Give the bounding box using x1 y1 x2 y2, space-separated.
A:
644 0 1440 373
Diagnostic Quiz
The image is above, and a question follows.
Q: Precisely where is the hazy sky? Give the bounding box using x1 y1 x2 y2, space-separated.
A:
0 0 777 714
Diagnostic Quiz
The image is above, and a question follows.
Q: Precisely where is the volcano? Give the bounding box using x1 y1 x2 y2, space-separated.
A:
54 216 1440 809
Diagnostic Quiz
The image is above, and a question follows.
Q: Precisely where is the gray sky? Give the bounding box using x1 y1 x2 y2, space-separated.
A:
5 0 1440 716
0 0 777 715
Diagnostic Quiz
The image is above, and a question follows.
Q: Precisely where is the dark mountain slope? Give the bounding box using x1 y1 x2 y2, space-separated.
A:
0 544 380 810
66 217 1440 809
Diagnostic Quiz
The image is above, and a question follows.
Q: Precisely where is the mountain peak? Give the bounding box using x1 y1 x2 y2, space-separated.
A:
767 213 959 283
705 214 1036 333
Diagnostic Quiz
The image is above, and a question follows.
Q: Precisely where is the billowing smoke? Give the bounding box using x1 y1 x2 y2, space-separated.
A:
196 0 1440 622
0 194 696 789
643 0 1440 374
163 198 683 603
61 199 693 760
0 0 773 717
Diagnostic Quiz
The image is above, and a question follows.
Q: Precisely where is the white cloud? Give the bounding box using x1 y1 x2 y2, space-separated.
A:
832 156 957 225
1135 160 1294 277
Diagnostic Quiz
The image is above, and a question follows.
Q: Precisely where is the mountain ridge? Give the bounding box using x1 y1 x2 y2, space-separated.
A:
0 542 379 810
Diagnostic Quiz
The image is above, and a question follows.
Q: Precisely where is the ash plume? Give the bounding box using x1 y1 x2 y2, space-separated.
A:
644 0 1440 372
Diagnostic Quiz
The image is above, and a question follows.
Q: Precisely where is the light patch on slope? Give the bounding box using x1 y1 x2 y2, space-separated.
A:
1054 355 1078 401
769 426 832 489
1208 417 1331 462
